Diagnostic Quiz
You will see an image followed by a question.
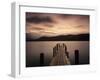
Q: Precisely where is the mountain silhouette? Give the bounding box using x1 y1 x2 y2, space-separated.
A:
26 33 89 41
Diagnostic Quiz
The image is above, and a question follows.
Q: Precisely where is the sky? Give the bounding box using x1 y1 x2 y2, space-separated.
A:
26 12 89 39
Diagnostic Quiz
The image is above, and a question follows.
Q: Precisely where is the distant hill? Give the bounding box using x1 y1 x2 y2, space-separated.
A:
26 34 89 41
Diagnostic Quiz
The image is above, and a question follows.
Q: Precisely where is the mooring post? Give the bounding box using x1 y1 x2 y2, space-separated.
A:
40 53 44 66
75 50 79 64
66 51 69 58
53 46 56 57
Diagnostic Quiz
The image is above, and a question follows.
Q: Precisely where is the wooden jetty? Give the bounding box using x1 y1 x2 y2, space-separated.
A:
50 43 71 66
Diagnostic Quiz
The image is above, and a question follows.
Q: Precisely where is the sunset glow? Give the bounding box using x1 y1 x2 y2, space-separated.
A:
26 12 89 38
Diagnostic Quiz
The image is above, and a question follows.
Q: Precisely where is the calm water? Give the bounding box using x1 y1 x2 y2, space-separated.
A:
26 41 89 67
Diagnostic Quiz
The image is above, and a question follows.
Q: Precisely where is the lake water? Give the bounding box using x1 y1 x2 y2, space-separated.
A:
26 41 89 67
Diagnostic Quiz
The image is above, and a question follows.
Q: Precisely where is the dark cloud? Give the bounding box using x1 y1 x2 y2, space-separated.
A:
58 14 80 19
26 12 56 24
26 16 54 24
79 16 89 23
26 12 43 18
31 27 44 30
58 14 71 18
26 23 31 26
79 15 89 20
59 14 89 20
43 23 54 27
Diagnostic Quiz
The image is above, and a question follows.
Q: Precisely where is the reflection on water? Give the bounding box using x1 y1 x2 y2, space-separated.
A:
26 41 89 67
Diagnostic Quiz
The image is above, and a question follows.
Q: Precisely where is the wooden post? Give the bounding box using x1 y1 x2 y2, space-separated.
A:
40 53 44 66
63 43 69 58
75 50 79 64
66 51 69 58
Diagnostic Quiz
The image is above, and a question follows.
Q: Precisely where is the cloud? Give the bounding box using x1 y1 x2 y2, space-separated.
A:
59 14 89 21
26 16 54 24
30 27 45 30
73 25 86 28
43 23 54 27
58 14 72 19
26 12 89 38
26 12 55 24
